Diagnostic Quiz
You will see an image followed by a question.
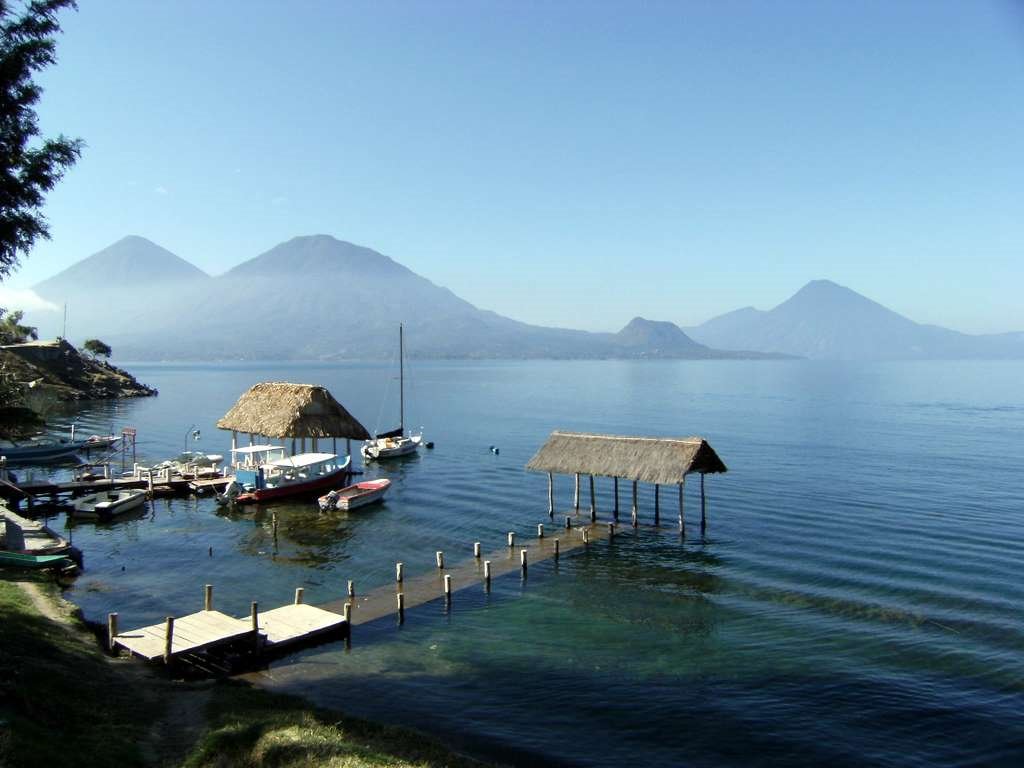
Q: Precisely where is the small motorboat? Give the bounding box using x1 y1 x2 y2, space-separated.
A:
0 551 73 570
71 489 147 521
318 478 391 511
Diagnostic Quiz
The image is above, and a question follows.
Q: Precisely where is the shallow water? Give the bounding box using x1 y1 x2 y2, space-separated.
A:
47 360 1024 766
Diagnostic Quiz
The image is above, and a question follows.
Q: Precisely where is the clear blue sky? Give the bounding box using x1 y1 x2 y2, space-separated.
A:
7 0 1024 333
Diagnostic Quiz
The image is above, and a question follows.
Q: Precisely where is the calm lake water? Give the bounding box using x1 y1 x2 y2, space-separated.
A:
44 360 1024 767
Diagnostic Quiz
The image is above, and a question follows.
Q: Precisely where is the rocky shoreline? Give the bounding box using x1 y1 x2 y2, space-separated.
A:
0 338 156 401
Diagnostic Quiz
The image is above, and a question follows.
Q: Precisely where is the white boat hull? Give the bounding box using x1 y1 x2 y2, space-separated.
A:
361 435 421 461
72 489 147 520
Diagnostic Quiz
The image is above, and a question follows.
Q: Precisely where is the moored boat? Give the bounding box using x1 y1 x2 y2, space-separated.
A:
71 489 147 520
362 324 425 461
228 446 352 504
0 551 73 569
318 478 391 511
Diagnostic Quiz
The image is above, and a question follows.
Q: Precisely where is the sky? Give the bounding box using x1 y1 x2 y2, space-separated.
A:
4 0 1023 333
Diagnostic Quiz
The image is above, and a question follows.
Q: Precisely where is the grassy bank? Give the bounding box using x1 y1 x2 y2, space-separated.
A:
0 576 489 768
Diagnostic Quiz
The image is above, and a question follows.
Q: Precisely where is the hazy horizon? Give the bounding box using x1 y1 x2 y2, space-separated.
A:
6 1 1023 335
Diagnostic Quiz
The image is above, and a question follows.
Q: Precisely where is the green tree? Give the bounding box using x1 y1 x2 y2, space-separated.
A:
82 337 110 360
0 0 82 279
0 307 37 344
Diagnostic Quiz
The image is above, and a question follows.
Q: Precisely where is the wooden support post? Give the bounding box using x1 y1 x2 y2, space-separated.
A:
547 472 554 517
163 617 174 664
484 560 492 586
251 601 259 632
294 587 304 605
565 515 572 530
589 475 596 520
520 548 528 576
608 522 615 540
473 542 481 558
654 484 660 526
701 473 707 531
444 573 452 599
507 531 515 547
107 612 118 651
347 580 355 599
678 479 685 536
204 584 213 611
396 562 404 583
397 592 405 623
342 602 351 622
573 473 580 510
614 476 619 519
436 551 444 569
553 539 560 559
537 523 544 538
582 528 590 545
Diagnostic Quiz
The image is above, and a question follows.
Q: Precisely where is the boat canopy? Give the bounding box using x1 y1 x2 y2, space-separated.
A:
265 452 338 469
231 445 285 455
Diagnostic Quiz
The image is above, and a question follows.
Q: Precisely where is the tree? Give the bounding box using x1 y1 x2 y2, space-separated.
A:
0 0 82 279
82 337 110 360
0 307 37 344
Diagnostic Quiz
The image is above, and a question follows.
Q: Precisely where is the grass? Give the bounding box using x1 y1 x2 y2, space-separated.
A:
0 575 491 768
0 576 161 767
186 681 487 768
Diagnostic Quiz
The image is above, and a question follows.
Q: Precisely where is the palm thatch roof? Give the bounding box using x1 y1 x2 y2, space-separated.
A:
216 382 370 440
526 431 727 485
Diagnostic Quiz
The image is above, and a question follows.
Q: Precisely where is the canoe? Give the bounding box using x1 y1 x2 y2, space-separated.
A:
318 479 391 511
0 551 72 569
72 489 147 520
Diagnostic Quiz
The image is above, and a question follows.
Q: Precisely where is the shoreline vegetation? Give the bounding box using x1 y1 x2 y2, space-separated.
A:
0 577 490 768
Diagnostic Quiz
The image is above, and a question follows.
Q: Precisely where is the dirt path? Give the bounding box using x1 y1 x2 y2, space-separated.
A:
14 581 213 767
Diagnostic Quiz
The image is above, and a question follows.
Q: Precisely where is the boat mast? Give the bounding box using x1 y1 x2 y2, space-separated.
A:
399 323 404 435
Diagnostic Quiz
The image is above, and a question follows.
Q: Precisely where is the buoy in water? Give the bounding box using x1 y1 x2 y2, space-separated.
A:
425 441 434 449
490 446 500 455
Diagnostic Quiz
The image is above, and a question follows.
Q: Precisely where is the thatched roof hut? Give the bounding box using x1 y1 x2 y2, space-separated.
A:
216 382 370 440
526 431 727 485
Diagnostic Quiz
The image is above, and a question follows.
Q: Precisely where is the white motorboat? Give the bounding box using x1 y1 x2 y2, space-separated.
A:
362 324 424 461
71 489 147 520
318 478 391 511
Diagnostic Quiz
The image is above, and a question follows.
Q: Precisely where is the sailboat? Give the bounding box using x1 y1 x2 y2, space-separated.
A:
361 324 423 461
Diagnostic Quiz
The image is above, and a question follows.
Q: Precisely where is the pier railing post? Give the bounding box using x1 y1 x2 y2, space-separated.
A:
107 612 118 651
163 616 175 664
204 584 213 611
294 587 304 605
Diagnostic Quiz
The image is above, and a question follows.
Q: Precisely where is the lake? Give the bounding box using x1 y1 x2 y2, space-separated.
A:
45 359 1024 767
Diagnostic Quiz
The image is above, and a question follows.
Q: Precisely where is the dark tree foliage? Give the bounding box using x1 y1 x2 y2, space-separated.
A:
82 337 110 359
0 0 82 279
0 306 37 343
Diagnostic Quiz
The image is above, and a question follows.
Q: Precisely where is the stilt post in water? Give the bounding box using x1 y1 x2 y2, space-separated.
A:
589 475 596 520
396 562 404 583
614 476 620 519
484 560 492 587
520 548 528 576
474 542 481 558
348 580 355 599
554 538 560 559
701 473 707 531
547 472 554 517
678 480 685 536
508 531 515 547
444 574 452 599
436 551 444 569
537 523 544 538
654 484 660 525
397 593 405 623
342 602 351 622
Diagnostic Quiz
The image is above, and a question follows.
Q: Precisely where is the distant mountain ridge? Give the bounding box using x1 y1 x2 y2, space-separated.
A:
24 237 1023 360
28 235 775 361
686 279 1024 360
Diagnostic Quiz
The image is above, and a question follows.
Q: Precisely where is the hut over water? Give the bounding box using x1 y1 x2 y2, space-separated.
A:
217 382 370 453
526 431 727 531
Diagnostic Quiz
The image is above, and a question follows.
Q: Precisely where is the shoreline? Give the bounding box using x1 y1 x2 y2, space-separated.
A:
0 576 492 768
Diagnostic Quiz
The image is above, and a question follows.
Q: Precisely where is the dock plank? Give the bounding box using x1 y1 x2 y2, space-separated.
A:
114 609 254 661
250 604 346 647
